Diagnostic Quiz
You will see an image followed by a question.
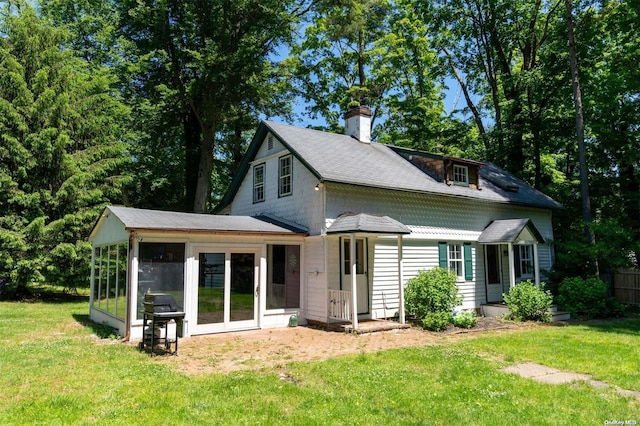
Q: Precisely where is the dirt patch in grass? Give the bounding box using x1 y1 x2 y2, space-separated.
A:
145 317 538 375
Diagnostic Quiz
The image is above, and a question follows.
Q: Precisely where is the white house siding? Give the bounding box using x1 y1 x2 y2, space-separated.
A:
304 236 328 322
371 238 484 316
229 133 325 234
325 184 552 312
89 213 129 246
371 238 401 318
326 184 554 242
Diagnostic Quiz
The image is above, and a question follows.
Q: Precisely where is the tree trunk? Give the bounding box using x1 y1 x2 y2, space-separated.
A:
193 127 215 213
184 109 201 211
565 0 598 274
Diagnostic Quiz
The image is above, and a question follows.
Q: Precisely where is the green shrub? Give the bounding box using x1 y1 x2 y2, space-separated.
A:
503 280 553 322
422 311 452 331
452 310 477 328
404 268 462 320
605 298 626 318
556 276 624 318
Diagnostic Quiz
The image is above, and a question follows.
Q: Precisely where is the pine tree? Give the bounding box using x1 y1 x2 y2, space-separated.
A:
0 5 131 295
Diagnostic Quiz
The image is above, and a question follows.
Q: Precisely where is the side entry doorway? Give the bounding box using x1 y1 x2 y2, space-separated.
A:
341 238 369 315
193 249 259 334
485 245 503 303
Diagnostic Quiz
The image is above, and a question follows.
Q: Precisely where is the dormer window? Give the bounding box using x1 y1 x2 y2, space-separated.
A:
253 164 265 203
453 164 469 186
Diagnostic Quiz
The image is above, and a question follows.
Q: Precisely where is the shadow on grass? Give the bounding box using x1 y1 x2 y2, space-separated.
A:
0 284 89 304
73 313 121 338
567 314 640 336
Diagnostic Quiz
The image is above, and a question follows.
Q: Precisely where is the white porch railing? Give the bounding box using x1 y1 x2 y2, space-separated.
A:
328 289 352 321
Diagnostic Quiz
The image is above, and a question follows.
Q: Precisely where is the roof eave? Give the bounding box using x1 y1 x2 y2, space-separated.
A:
324 179 561 210
124 226 307 236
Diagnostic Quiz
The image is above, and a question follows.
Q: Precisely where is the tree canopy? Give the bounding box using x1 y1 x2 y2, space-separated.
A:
0 0 638 295
0 4 130 293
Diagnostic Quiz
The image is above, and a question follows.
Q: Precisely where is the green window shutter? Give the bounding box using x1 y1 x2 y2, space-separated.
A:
464 243 473 281
438 242 448 268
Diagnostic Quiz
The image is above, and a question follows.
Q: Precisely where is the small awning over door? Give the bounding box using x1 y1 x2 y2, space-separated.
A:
478 218 545 288
478 218 544 244
326 213 410 331
326 213 411 235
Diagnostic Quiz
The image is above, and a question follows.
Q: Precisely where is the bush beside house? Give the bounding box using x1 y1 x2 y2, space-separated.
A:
503 280 553 322
404 268 464 331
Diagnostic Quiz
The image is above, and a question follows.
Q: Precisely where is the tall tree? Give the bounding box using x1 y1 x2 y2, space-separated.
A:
564 0 597 274
290 0 392 131
0 5 131 294
290 0 467 151
118 0 308 212
422 0 562 182
575 0 640 270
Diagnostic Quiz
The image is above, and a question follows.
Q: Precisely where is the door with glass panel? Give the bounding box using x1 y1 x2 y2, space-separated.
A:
194 249 259 333
341 238 369 315
485 245 503 303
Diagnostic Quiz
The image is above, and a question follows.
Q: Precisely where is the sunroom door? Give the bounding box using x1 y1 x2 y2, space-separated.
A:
194 249 259 334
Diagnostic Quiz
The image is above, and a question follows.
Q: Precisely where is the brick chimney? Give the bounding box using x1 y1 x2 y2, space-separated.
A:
344 105 372 143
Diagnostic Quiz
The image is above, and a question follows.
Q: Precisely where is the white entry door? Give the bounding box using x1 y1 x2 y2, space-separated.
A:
192 248 259 334
485 245 503 303
341 238 369 315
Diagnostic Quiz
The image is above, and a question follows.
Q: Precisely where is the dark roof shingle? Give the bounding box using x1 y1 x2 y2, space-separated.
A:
104 206 307 234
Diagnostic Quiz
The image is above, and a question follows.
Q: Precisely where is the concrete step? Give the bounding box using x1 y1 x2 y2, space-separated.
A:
550 310 571 322
481 303 571 322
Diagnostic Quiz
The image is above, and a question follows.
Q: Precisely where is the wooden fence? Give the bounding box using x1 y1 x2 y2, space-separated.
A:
612 269 640 305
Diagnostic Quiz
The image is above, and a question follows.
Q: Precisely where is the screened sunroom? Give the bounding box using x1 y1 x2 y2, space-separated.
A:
88 206 307 339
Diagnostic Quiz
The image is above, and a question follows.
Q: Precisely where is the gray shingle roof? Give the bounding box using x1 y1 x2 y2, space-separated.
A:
260 121 561 210
477 218 545 243
105 206 307 234
326 213 411 235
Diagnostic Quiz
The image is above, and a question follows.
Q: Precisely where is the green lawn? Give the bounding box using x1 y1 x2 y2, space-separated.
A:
1 293 638 425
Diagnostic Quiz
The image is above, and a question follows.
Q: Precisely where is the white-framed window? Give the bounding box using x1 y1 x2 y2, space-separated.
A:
279 155 292 196
518 245 534 278
448 244 463 277
439 242 473 280
453 164 469 185
91 242 128 320
253 163 264 203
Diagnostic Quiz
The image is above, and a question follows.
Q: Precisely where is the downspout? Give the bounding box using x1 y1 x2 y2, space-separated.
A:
123 230 135 342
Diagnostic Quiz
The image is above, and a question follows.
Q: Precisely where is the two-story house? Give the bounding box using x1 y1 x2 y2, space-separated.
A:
89 106 561 339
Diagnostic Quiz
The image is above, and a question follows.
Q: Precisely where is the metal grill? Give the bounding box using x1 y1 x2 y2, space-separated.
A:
138 293 185 356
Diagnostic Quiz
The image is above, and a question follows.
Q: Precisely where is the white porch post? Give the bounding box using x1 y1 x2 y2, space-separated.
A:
350 234 358 330
508 242 516 289
533 243 540 285
397 235 405 324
